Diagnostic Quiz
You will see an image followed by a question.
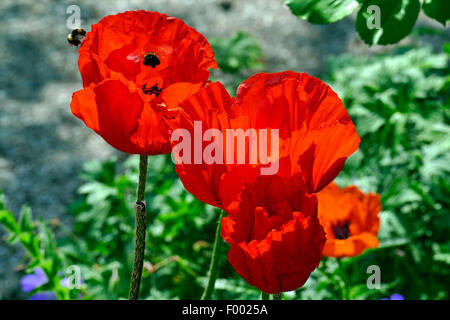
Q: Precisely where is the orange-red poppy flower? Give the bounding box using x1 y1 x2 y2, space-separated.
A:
165 71 360 209
221 175 326 293
317 182 381 258
70 11 217 155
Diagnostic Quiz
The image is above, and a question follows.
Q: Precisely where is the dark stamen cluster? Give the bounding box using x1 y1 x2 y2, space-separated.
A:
332 221 351 240
142 83 163 96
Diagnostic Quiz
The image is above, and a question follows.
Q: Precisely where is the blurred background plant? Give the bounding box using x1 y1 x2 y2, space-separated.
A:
0 0 448 300
209 31 264 93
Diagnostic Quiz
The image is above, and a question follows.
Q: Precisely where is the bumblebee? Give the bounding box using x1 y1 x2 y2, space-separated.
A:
143 52 161 68
67 28 86 47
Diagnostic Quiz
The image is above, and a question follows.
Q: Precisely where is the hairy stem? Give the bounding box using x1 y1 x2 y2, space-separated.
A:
129 155 148 300
337 258 349 300
201 210 225 300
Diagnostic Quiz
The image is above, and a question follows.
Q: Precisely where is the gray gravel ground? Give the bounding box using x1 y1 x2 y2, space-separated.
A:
0 0 446 298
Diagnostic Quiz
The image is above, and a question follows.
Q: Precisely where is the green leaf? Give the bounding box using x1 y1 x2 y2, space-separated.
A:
0 209 20 234
285 0 359 24
422 0 450 26
356 0 420 45
39 221 57 260
18 232 41 259
19 205 34 233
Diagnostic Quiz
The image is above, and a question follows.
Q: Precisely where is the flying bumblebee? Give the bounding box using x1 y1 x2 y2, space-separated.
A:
143 52 161 68
126 46 170 68
67 28 86 47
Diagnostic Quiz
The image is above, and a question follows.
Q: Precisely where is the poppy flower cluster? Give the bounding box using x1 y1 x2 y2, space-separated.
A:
317 182 381 258
164 72 360 293
70 11 365 295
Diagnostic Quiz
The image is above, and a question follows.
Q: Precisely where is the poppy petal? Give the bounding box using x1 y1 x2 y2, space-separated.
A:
168 82 235 208
286 122 360 193
323 232 379 258
71 79 145 154
235 71 353 138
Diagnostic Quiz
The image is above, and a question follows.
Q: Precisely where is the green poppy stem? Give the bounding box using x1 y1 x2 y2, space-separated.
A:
129 155 148 300
201 210 225 300
261 292 282 300
337 258 349 300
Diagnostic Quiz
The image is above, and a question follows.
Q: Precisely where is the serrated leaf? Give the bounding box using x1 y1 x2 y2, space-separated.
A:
356 0 420 45
285 0 359 24
0 209 20 234
19 205 34 233
18 232 41 259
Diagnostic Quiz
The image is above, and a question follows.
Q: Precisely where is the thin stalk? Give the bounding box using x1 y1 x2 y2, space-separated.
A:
273 293 282 300
337 258 349 300
201 210 225 300
129 155 148 300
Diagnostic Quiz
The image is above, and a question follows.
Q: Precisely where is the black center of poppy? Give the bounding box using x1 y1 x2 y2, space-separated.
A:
332 221 351 240
142 83 163 96
143 52 160 68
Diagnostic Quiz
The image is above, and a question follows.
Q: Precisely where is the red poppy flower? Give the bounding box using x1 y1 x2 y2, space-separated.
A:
70 11 217 155
317 182 381 258
165 71 360 209
221 175 326 293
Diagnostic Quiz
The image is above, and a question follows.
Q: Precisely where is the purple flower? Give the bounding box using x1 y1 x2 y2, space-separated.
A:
60 278 70 287
381 293 405 300
390 294 405 300
20 267 81 300
20 268 48 293
29 292 57 300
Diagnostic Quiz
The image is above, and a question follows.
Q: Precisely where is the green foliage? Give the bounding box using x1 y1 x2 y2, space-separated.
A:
286 0 449 45
209 31 264 94
311 45 449 299
422 0 450 26
65 155 219 299
285 0 359 24
210 31 263 74
356 0 421 45
0 155 257 299
0 191 79 299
